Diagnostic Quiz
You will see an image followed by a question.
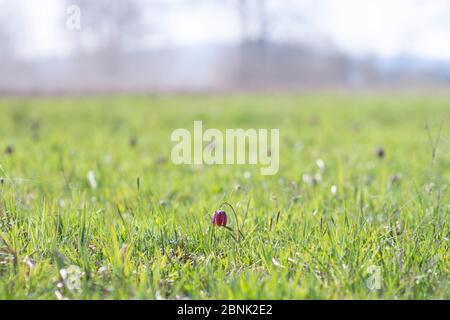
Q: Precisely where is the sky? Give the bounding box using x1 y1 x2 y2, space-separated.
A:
6 0 450 61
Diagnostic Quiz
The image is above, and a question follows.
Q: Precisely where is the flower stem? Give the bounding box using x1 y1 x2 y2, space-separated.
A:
220 201 244 242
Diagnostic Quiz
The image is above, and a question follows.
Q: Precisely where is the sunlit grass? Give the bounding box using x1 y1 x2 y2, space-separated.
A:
0 94 448 299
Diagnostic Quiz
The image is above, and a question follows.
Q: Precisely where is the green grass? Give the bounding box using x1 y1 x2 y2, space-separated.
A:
0 93 448 299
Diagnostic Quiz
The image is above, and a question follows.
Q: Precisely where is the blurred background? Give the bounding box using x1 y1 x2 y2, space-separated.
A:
1 0 450 94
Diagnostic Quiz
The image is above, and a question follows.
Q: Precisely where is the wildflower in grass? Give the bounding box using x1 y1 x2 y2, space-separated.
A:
395 221 403 235
4 145 14 155
23 256 36 269
272 257 285 268
390 174 401 185
155 155 167 165
331 185 337 195
129 136 137 147
88 243 97 251
98 266 108 275
302 174 314 186
316 158 326 171
212 210 227 227
60 265 83 292
291 195 301 203
30 119 40 129
376 147 385 159
303 173 322 186
87 170 97 190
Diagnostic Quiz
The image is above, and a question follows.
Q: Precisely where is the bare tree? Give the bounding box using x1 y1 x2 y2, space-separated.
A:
66 0 148 70
195 0 270 44
235 0 269 45
234 0 328 46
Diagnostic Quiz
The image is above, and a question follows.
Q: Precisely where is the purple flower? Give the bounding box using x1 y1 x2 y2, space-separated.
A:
376 147 385 159
212 210 227 227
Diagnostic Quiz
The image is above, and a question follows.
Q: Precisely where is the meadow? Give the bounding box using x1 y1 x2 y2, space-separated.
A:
0 93 448 299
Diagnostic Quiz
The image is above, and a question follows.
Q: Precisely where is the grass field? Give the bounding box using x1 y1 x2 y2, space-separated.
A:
0 94 448 299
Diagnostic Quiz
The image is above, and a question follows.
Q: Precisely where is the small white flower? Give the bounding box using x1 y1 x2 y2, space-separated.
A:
316 159 325 171
98 266 108 275
59 268 68 280
272 257 285 268
87 170 97 190
243 171 252 179
331 185 337 195
302 174 313 186
60 265 83 292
